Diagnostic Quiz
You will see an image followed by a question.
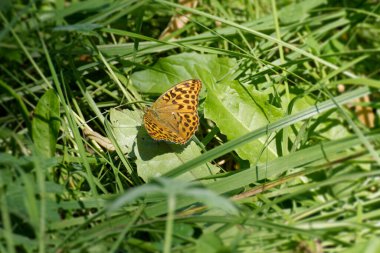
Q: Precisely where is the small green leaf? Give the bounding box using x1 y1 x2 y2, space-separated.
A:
196 233 229 253
279 0 327 24
110 108 141 155
32 89 60 157
172 223 194 244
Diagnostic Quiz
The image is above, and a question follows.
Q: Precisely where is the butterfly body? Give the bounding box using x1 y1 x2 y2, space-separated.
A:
143 79 202 144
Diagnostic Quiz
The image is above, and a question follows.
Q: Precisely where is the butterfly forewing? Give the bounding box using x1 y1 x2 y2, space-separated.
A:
143 79 202 144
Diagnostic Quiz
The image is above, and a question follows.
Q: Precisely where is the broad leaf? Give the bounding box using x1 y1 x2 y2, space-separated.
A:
131 52 236 94
204 80 283 164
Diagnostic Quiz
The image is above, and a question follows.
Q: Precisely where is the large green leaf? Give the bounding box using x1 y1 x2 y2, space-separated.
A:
131 52 236 94
204 80 283 164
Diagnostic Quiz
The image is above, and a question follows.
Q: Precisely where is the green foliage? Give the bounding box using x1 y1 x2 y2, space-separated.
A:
32 89 60 158
1 0 380 252
205 79 283 164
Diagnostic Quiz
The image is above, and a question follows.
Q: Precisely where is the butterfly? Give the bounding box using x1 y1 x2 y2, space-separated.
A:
143 79 202 144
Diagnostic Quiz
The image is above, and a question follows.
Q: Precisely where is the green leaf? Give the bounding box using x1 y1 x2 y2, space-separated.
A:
131 52 236 94
32 89 60 158
172 223 194 244
196 233 229 253
204 80 283 164
110 108 141 155
135 140 219 182
291 94 350 141
278 0 327 24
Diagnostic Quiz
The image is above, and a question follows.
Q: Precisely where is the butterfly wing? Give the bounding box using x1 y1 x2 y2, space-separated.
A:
143 79 202 144
143 108 187 144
